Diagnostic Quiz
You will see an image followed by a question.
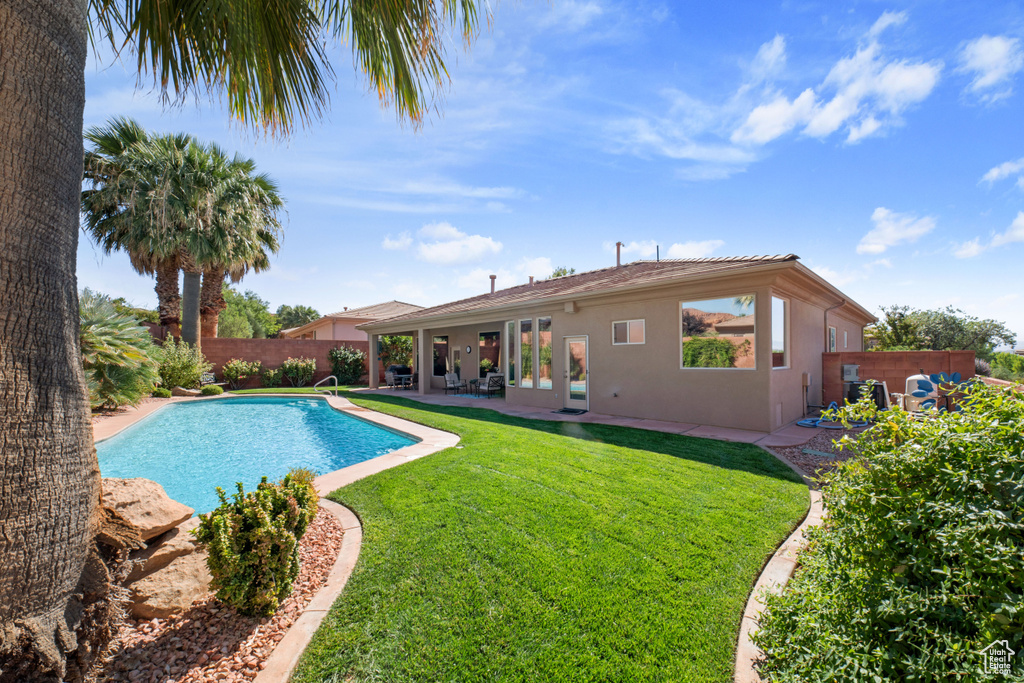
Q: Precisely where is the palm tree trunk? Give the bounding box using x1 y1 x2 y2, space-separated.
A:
180 254 203 348
200 266 227 338
155 259 182 337
0 1 106 680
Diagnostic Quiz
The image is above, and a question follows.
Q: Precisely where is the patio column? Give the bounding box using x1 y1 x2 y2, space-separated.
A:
368 333 379 389
418 327 429 395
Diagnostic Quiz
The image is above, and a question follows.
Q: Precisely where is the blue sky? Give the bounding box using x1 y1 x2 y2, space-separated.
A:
78 1 1024 344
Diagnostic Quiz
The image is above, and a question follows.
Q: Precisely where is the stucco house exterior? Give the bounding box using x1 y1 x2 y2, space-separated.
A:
280 301 423 341
360 255 875 433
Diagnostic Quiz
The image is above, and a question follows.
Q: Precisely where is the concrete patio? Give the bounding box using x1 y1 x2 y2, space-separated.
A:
351 387 829 448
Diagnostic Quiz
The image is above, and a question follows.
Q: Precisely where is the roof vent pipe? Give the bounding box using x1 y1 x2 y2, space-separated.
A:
490 274 497 294
529 276 534 285
616 241 623 267
656 245 660 262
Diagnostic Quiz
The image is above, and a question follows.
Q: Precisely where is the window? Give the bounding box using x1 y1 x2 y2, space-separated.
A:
506 321 516 386
479 331 500 378
519 319 534 388
680 295 756 369
432 336 449 376
828 326 837 352
772 297 787 368
612 319 645 345
537 317 553 389
843 330 848 349
452 348 461 378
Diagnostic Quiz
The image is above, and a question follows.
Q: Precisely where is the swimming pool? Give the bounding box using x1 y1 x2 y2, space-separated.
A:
97 396 416 513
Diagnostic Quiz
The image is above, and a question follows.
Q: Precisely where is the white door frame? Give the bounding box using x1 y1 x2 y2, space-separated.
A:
563 335 589 411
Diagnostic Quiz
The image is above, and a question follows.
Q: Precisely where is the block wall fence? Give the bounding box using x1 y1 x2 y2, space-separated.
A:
822 350 975 406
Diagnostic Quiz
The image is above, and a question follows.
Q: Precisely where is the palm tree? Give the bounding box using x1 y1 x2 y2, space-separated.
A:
82 118 193 333
0 1 481 679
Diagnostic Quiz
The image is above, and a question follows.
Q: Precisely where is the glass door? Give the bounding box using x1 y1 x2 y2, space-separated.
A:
563 336 588 410
452 348 461 379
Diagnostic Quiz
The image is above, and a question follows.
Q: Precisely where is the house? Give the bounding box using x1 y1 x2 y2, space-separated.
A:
280 301 423 341
359 255 875 433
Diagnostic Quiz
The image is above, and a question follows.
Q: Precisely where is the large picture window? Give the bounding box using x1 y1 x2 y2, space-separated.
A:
680 295 756 369
506 321 516 386
432 336 449 376
479 331 500 378
538 317 553 389
519 319 534 388
772 297 787 368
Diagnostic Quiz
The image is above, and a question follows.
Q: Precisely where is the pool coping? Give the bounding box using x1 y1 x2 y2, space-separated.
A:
732 446 824 683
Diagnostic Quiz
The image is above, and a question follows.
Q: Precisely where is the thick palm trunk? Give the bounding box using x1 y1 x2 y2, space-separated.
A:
0 1 105 680
180 259 203 348
155 259 182 336
200 266 227 338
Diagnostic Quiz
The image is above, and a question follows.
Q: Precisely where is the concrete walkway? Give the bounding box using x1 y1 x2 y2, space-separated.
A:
352 388 827 448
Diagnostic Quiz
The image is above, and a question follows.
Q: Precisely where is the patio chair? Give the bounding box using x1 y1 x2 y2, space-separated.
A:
443 372 467 395
384 371 396 389
478 373 505 399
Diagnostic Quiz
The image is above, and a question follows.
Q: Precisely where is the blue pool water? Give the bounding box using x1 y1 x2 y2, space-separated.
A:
97 397 416 513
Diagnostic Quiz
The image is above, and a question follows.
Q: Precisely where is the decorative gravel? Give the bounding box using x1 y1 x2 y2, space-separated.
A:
98 506 344 682
770 428 866 483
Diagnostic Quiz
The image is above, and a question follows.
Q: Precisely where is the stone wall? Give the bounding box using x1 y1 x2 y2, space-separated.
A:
822 350 975 405
200 338 373 388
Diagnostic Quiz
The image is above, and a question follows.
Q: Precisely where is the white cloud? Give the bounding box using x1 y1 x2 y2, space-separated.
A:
809 264 859 287
537 0 603 31
665 239 725 258
518 256 554 279
416 222 503 264
981 157 1024 185
733 14 941 146
381 232 412 250
605 240 659 258
750 35 787 82
857 207 937 254
456 256 553 292
991 211 1024 247
958 35 1024 102
953 238 985 259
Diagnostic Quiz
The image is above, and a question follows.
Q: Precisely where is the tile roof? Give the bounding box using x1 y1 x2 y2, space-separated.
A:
323 300 424 320
368 255 799 326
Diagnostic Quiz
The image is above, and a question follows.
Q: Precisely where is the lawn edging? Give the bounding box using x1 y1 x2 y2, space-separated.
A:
254 498 362 683
733 446 823 683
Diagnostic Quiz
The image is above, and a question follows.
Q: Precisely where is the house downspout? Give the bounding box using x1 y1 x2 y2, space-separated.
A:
822 298 846 405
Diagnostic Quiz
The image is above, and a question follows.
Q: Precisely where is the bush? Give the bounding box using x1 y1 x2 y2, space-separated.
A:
281 356 316 387
682 336 739 367
991 351 1024 381
222 358 262 390
79 289 161 409
261 367 283 388
193 475 318 617
975 357 991 376
753 384 1024 681
327 346 366 384
201 384 224 396
152 387 172 398
159 337 212 389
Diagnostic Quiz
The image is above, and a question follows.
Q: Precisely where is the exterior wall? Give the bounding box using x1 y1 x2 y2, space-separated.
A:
201 338 370 388
330 321 367 342
821 350 975 405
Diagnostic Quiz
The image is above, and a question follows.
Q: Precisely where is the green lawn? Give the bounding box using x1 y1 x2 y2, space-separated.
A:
229 386 359 395
291 393 809 683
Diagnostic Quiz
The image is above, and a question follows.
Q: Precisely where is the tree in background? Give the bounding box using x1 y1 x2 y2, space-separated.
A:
218 287 281 339
111 298 159 325
869 305 1016 359
549 266 576 278
3 0 483 676
276 305 321 330
379 335 414 368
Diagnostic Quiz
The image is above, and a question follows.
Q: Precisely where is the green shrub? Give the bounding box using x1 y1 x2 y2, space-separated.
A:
281 356 316 387
201 384 224 396
152 387 172 398
158 337 212 389
261 367 283 388
285 467 317 487
327 345 366 384
194 475 318 617
753 384 1024 681
682 335 739 367
991 351 1024 381
79 289 161 409
222 358 262 390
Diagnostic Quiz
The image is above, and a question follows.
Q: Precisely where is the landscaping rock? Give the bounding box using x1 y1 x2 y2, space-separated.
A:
127 517 202 583
171 386 202 396
130 551 212 620
102 478 194 541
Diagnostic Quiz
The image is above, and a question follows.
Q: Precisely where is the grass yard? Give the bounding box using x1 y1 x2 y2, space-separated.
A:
291 393 809 683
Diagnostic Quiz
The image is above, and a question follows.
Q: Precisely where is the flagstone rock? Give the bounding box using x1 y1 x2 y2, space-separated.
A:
102 478 194 541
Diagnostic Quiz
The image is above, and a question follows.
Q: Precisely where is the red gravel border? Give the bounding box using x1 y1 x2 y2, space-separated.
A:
98 507 343 682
